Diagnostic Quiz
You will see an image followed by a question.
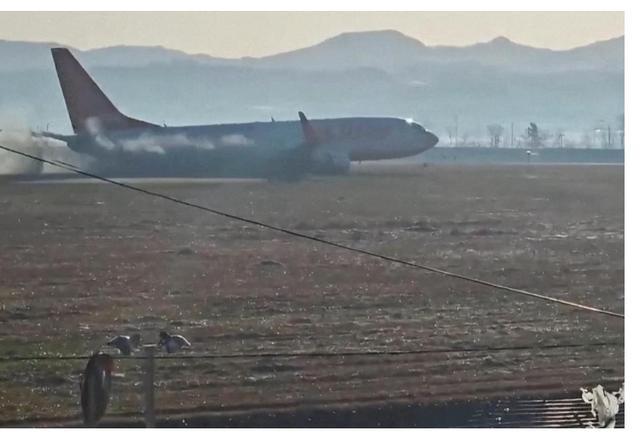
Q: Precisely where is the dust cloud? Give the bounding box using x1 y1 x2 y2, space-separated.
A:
0 126 90 175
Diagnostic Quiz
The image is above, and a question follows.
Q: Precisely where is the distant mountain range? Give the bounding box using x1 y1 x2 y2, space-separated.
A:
0 30 624 144
0 30 624 73
247 31 623 73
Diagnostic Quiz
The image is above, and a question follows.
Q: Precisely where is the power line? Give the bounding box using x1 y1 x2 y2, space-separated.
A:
0 341 622 363
0 143 624 319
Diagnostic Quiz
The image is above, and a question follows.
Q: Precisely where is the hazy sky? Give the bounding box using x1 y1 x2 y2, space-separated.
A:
0 11 624 57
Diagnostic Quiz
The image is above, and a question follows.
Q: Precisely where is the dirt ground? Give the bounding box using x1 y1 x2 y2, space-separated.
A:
0 164 624 425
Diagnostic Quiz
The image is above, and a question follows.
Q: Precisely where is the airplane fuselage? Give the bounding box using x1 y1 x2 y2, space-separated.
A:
63 117 438 178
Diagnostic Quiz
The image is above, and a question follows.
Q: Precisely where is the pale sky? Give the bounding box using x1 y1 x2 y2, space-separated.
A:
0 11 624 58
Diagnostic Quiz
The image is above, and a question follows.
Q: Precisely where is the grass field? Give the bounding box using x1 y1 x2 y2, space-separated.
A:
0 164 624 425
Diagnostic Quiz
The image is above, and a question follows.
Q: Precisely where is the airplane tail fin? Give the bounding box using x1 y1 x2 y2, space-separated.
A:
51 48 158 135
298 111 320 146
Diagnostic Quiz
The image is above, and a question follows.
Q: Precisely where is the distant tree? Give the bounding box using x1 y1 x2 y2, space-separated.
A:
606 125 613 148
593 120 614 148
617 113 624 148
487 124 504 148
525 122 543 148
608 126 614 148
553 129 566 148
445 126 456 146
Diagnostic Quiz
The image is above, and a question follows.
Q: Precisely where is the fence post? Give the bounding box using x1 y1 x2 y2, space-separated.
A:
142 344 156 427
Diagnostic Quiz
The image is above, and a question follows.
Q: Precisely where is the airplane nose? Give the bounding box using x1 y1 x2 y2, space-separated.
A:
425 131 439 149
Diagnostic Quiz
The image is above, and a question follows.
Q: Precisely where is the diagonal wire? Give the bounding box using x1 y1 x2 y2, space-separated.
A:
0 143 624 319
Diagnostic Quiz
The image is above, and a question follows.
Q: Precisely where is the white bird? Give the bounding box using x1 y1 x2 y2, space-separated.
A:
158 331 191 353
106 333 141 356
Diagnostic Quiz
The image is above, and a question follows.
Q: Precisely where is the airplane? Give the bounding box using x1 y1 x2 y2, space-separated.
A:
37 48 438 180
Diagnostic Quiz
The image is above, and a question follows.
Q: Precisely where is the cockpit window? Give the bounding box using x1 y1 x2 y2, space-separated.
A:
409 122 425 132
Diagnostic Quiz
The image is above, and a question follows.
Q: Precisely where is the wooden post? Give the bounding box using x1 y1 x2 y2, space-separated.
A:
142 344 156 427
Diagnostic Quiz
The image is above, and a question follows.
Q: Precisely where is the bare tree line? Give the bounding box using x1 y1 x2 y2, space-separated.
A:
442 114 624 149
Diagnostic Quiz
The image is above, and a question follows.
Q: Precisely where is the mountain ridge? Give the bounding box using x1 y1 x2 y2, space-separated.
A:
0 30 624 73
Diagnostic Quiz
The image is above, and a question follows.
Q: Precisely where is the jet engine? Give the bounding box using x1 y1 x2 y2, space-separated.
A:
311 151 351 175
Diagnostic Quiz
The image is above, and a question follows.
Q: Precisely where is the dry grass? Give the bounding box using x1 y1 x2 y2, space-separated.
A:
0 164 624 424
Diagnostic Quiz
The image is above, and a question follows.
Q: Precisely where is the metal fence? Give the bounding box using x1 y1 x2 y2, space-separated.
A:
0 340 624 427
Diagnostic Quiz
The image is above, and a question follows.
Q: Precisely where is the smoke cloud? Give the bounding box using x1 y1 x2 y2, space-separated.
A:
120 133 216 154
219 134 255 147
1 123 260 176
0 126 90 175
0 128 43 174
91 131 255 154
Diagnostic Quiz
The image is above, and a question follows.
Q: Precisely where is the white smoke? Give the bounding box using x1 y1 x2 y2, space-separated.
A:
83 118 117 151
121 135 167 154
97 132 254 154
0 126 90 175
0 128 43 174
84 117 104 137
219 134 255 147
94 134 117 151
120 133 217 154
1 126 259 172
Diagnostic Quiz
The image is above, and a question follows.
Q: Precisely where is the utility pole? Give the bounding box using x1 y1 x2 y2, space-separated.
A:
454 114 459 147
142 345 156 427
510 122 514 148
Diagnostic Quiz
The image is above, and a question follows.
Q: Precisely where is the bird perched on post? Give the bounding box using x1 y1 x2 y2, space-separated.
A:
106 333 141 356
158 331 191 353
